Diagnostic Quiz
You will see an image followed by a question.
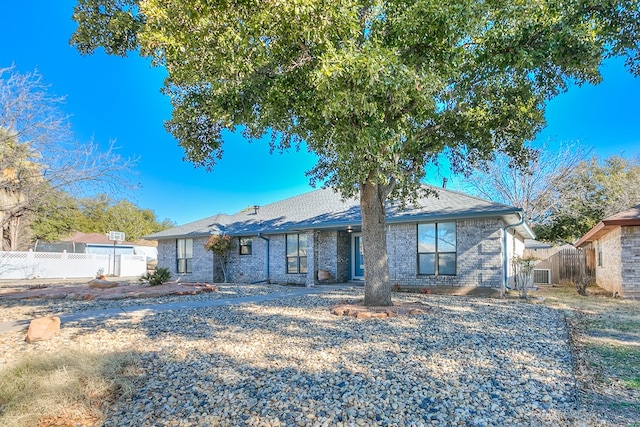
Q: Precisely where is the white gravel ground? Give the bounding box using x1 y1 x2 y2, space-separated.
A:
0 286 579 426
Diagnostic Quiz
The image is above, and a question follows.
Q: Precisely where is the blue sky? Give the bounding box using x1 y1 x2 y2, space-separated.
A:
2 2 639 225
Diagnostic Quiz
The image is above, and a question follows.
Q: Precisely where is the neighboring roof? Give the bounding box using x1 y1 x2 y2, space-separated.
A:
525 239 553 250
146 186 535 240
575 204 640 248
61 232 136 246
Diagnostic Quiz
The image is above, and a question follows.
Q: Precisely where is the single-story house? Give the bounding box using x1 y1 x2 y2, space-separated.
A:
35 232 136 255
147 186 534 291
34 232 158 265
574 204 640 298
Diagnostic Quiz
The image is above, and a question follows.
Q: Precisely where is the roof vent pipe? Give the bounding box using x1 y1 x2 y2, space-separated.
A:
253 205 260 214
442 178 448 189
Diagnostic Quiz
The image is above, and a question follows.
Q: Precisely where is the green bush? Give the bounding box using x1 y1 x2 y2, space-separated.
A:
140 267 171 286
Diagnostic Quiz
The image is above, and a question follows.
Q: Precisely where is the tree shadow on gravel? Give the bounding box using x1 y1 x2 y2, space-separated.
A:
59 292 583 426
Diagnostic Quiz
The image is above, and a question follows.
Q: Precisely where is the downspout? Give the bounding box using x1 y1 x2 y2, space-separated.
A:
251 233 270 284
502 211 526 297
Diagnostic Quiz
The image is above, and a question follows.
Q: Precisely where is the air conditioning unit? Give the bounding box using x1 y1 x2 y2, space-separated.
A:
533 269 551 284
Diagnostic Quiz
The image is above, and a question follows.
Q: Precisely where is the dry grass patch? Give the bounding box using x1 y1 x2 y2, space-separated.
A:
533 284 640 426
0 348 139 427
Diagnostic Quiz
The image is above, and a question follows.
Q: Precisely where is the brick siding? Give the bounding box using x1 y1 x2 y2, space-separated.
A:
157 218 509 288
621 225 640 296
594 228 623 294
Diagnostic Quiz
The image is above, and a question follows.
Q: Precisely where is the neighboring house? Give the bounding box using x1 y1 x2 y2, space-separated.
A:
525 239 553 251
146 187 534 291
35 231 158 264
575 204 640 298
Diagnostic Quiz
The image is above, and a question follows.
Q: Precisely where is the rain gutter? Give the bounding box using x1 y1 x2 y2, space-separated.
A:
502 212 526 297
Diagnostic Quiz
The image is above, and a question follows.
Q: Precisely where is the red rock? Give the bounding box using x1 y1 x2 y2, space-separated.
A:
408 309 425 315
88 279 118 289
26 317 61 343
371 312 389 319
384 310 397 318
331 307 346 316
356 311 372 319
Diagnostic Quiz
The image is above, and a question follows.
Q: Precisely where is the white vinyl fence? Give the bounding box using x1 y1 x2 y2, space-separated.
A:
0 251 147 280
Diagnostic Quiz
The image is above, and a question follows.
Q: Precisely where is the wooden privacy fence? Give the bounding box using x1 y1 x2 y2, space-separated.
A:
525 246 595 284
554 247 595 284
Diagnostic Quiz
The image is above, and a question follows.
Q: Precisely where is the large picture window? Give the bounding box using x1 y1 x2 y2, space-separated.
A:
286 234 308 274
418 222 457 275
177 238 193 273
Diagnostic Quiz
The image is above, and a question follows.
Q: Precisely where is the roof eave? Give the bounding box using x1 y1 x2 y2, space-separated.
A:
574 222 606 248
148 209 535 240
144 232 213 240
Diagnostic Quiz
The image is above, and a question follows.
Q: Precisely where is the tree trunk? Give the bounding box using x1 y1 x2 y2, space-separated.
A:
220 253 228 283
8 216 20 251
360 179 392 306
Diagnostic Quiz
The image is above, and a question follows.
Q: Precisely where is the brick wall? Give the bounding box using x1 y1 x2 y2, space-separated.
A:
595 228 623 294
337 231 351 282
386 218 504 288
225 236 268 283
313 231 351 284
157 237 213 283
158 218 508 288
621 225 640 296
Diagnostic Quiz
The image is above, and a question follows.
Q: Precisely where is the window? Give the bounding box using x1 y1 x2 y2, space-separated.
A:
597 240 603 267
418 222 457 275
286 234 308 274
239 238 252 255
177 238 193 273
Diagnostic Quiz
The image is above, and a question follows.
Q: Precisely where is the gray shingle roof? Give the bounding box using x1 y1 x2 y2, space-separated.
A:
146 186 531 240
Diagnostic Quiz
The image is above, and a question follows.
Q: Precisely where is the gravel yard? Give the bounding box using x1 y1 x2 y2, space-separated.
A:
0 287 579 426
0 283 294 322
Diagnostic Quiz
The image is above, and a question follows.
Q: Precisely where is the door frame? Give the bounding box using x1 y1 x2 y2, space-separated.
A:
351 232 364 280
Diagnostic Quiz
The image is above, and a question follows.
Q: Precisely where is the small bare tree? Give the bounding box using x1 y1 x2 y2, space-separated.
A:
512 256 538 299
0 65 137 250
204 234 234 283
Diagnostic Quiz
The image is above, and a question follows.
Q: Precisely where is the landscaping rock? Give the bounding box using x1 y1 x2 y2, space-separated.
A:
25 316 60 343
88 279 119 289
330 300 430 318
1 287 580 425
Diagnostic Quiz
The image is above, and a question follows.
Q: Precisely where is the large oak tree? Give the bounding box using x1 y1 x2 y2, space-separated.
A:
72 0 640 305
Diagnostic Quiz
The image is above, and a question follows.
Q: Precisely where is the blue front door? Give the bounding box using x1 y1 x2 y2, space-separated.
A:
353 234 364 279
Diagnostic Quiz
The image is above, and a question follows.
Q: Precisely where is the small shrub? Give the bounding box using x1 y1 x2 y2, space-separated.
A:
421 287 432 294
140 267 171 286
392 283 401 292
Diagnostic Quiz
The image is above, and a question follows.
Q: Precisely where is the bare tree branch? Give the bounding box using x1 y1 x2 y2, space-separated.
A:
0 65 138 250
464 141 592 225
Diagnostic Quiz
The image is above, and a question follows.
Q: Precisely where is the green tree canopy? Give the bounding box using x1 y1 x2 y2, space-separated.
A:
31 193 174 243
72 0 640 305
535 155 640 243
75 194 175 241
30 188 82 244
